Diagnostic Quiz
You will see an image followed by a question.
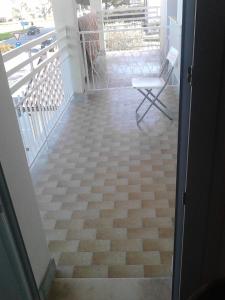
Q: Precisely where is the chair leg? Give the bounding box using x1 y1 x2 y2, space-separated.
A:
136 89 151 115
150 100 173 121
137 101 154 124
137 89 173 123
149 91 167 109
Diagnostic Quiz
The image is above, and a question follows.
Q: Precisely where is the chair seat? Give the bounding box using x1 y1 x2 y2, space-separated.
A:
132 77 165 89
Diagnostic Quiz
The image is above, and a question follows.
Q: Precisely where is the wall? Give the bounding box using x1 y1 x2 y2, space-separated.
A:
0 54 50 287
160 0 183 83
169 16 182 83
160 0 168 58
167 0 177 21
169 0 182 83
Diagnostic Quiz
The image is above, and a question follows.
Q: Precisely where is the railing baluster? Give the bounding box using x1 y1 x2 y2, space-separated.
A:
3 28 73 167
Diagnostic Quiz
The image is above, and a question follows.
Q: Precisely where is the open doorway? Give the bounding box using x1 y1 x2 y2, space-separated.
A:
2 0 225 299
0 0 186 294
29 0 184 281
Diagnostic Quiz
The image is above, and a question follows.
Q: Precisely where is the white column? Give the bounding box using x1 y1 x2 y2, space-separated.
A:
0 54 50 287
90 0 105 52
177 0 183 25
52 0 85 94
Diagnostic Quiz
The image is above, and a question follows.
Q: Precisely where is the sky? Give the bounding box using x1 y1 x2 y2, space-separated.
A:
0 0 13 18
0 0 50 18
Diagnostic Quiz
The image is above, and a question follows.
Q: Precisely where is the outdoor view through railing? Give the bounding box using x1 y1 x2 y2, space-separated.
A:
2 29 72 166
78 5 180 90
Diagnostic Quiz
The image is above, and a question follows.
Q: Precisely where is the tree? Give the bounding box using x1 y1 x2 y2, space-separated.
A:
38 0 52 20
14 0 52 20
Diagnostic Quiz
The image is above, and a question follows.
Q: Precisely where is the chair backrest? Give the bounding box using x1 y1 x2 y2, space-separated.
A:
166 47 179 67
160 47 179 85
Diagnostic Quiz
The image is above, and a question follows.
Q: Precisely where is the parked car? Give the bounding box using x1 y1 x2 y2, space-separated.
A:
27 26 40 36
41 37 56 52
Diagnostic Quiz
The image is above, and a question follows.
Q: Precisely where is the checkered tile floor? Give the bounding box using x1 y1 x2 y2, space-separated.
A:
31 87 178 278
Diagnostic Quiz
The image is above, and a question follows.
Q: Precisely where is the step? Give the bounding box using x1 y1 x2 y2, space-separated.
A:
48 277 171 300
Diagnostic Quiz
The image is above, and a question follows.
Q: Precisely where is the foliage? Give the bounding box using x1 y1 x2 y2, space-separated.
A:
12 0 52 20
0 44 14 53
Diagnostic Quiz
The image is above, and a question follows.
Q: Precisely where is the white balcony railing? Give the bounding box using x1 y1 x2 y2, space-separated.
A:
3 29 72 167
79 5 163 90
80 25 166 90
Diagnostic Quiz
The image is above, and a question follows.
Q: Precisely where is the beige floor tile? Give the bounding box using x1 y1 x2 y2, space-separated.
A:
72 209 100 219
115 200 141 209
83 218 113 229
55 219 84 230
143 217 173 229
113 217 142 228
97 228 127 240
156 208 175 217
127 252 160 265
44 210 72 220
79 240 110 252
159 228 174 238
111 239 143 251
45 229 67 241
128 209 156 218
88 201 115 210
160 251 173 265
59 252 92 266
103 193 128 201
142 200 169 209
67 229 96 240
100 209 128 218
48 240 79 252
61 202 88 210
127 228 158 239
93 252 126 265
144 265 171 277
143 239 173 252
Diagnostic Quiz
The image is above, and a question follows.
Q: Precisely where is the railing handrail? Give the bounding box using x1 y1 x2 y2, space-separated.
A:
102 6 160 14
2 30 56 63
104 16 160 23
79 24 182 35
6 40 58 78
103 10 160 17
79 26 160 34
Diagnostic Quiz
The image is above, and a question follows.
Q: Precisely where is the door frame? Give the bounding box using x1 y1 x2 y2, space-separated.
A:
173 1 225 299
0 163 40 300
172 0 196 298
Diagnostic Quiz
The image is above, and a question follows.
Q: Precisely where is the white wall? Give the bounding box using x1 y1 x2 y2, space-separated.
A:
160 0 183 83
0 54 50 287
169 16 182 83
167 0 177 21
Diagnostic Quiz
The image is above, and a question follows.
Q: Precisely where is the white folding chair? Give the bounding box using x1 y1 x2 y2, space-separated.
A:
132 47 179 124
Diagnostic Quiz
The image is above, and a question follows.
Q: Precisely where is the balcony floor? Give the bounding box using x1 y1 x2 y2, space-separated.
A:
31 87 178 278
91 49 161 89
